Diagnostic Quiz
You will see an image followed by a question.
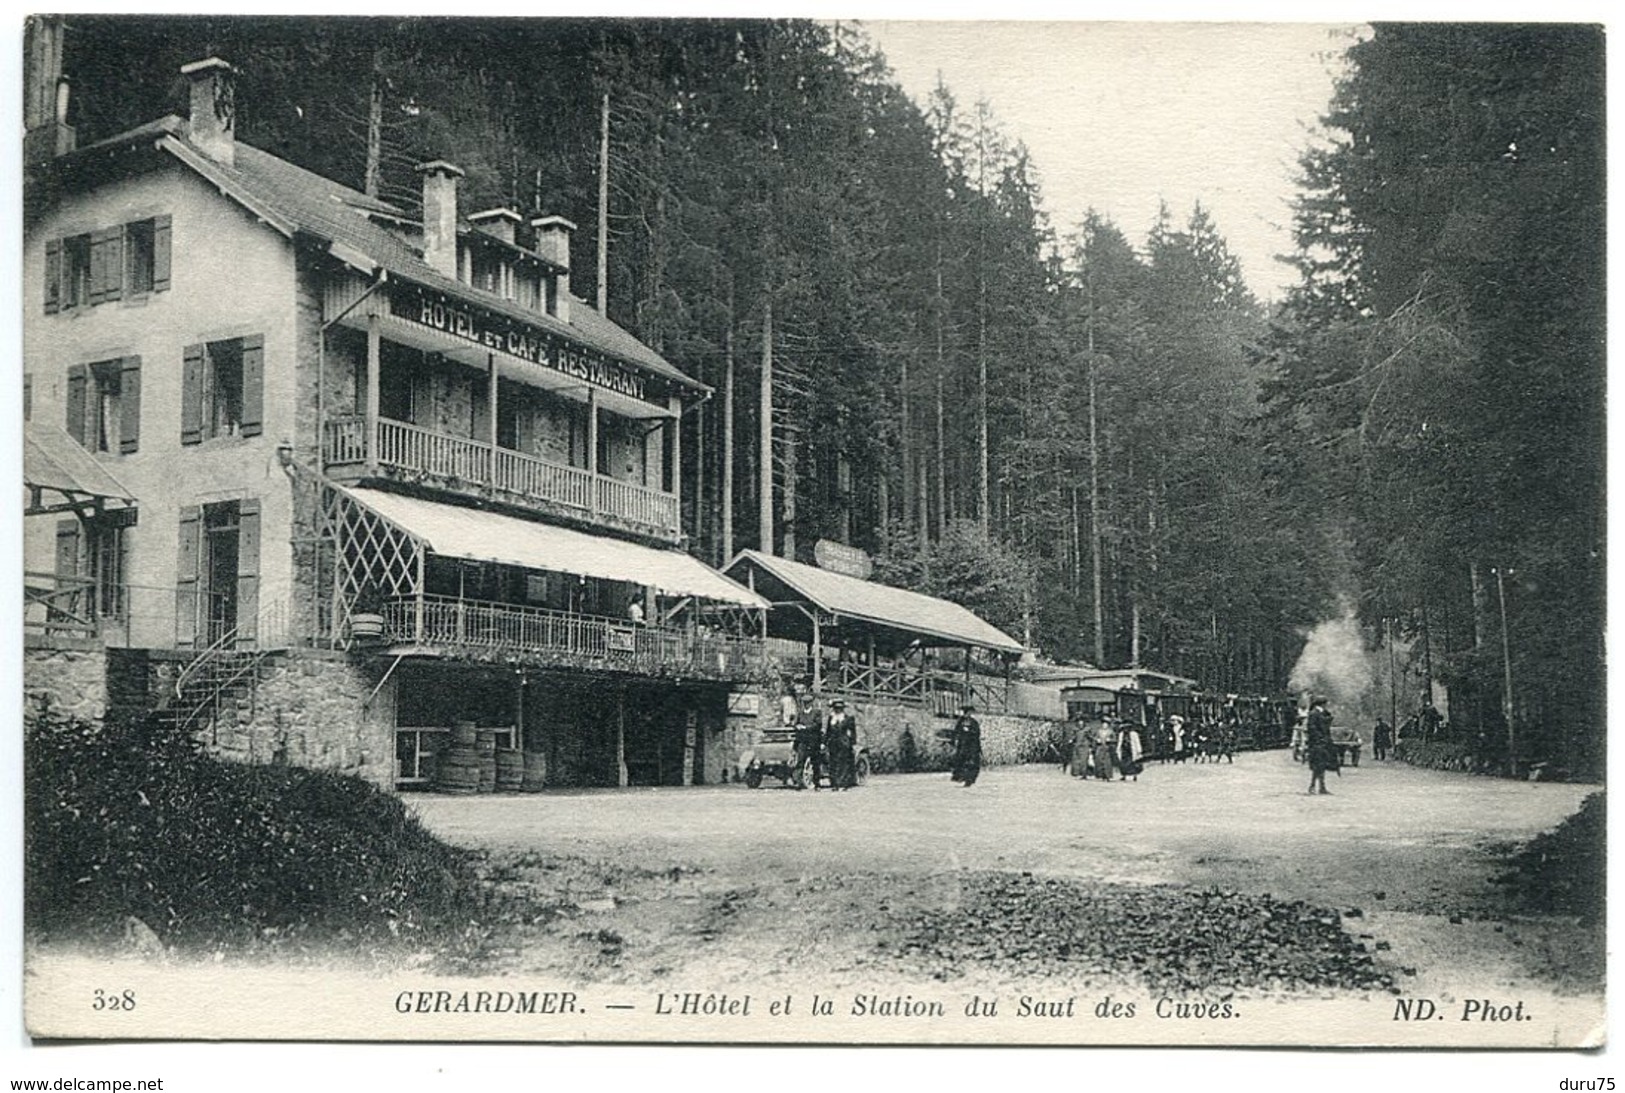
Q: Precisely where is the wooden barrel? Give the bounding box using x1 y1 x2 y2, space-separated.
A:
453 720 478 747
475 731 498 793
495 748 524 792
521 750 548 791
434 746 482 795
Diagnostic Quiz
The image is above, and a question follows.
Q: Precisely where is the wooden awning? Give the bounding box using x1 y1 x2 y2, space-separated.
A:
23 422 137 519
725 549 1024 656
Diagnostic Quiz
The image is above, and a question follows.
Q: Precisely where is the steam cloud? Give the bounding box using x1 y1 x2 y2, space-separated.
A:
1288 598 1375 718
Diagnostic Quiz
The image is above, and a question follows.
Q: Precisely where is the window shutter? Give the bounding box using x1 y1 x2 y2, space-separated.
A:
240 334 265 438
152 215 172 293
181 344 204 445
87 229 108 305
236 498 261 646
52 519 83 629
119 357 142 454
44 239 61 314
55 519 81 576
96 227 124 303
22 375 31 422
114 523 135 620
175 506 201 647
65 364 88 445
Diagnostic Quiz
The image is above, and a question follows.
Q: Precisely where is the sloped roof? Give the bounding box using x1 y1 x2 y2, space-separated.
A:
57 116 702 394
726 549 1024 655
342 487 766 609
24 422 137 513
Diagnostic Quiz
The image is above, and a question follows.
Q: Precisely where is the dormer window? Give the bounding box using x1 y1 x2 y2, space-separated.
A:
471 248 500 295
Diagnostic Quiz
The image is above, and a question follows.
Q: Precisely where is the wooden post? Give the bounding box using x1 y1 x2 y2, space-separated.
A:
587 389 599 516
616 684 629 787
515 670 526 750
669 394 682 508
683 706 697 786
414 550 425 644
486 352 499 487
811 612 823 693
364 311 381 473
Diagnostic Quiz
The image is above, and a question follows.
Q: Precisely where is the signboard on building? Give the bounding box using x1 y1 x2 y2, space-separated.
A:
391 281 669 407
813 539 873 580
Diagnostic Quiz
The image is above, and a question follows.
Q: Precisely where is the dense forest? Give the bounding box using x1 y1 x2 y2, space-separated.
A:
53 19 1604 770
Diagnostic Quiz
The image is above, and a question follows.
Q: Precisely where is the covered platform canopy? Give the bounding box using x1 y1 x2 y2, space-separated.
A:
340 486 767 608
724 549 1023 659
24 422 138 519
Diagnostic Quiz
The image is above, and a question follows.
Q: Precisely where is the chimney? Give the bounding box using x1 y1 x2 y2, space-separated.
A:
23 16 75 165
416 161 465 279
531 215 576 322
469 208 522 245
181 57 235 166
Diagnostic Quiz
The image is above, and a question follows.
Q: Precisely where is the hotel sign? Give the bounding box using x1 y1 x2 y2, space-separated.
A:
392 281 667 406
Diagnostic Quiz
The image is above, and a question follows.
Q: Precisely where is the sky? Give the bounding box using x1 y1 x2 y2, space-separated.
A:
862 21 1364 303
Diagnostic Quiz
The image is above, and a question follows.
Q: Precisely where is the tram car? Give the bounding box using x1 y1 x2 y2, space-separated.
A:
1061 676 1296 761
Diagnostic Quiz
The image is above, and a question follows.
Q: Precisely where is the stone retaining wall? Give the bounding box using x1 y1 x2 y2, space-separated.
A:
208 651 396 788
718 685 1064 781
23 640 108 723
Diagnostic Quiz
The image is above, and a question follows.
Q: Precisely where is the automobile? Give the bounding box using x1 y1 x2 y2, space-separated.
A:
739 719 871 789
1331 723 1363 766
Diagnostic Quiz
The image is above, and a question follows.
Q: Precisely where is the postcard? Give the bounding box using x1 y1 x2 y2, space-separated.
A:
16 14 1605 1055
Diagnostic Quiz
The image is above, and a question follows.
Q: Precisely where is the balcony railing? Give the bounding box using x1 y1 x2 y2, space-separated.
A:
23 576 288 652
323 417 679 538
382 594 766 679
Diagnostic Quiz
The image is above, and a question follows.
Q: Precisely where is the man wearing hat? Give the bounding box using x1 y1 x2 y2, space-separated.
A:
949 701 983 787
825 698 858 790
791 684 825 790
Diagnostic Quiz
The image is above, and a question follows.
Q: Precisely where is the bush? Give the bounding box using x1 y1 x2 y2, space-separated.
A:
1494 792 1605 924
25 709 485 951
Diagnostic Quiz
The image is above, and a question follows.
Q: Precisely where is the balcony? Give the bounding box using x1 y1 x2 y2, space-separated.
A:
323 417 681 543
381 594 767 682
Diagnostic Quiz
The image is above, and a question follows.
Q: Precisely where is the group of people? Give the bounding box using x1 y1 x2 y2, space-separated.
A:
781 682 861 791
1063 717 1146 782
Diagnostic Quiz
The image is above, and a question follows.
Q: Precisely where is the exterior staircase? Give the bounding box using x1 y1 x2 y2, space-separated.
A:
160 600 290 738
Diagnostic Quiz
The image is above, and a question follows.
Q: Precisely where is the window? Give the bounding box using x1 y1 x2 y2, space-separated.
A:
182 336 263 443
91 361 122 453
62 233 91 309
92 522 128 619
177 498 261 647
66 357 140 454
43 215 170 314
52 516 131 624
471 250 507 298
125 219 156 295
378 341 425 424
206 340 244 438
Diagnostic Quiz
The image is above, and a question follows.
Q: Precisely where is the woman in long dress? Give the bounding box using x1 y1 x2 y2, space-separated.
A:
1115 719 1144 782
1090 721 1116 781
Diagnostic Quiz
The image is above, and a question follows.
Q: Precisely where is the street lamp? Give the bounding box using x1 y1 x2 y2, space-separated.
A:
1491 566 1516 776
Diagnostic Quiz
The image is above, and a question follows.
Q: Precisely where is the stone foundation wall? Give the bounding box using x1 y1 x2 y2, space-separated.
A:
207 651 396 788
23 640 109 723
719 685 1063 780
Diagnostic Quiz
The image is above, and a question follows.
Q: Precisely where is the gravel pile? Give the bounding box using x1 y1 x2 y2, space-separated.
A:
879 872 1394 996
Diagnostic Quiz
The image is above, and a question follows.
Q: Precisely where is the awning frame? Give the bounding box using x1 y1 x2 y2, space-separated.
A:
317 482 765 652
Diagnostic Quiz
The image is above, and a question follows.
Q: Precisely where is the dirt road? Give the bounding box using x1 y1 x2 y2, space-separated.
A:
410 751 1601 1005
